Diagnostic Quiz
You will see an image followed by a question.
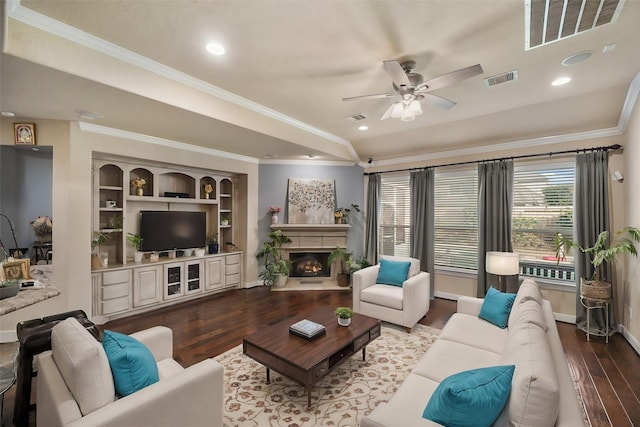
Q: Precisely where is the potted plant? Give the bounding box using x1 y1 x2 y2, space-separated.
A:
207 232 219 254
126 233 144 263
555 226 640 299
225 241 237 252
256 230 292 288
328 246 353 287
334 204 360 224
0 279 20 300
335 306 353 326
91 232 109 269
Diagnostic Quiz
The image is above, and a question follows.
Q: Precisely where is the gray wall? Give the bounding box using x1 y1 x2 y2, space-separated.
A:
258 164 365 258
0 146 53 257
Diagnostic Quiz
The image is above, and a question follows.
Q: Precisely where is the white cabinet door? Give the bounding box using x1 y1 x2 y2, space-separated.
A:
205 257 224 291
185 260 203 295
163 261 185 299
133 265 162 307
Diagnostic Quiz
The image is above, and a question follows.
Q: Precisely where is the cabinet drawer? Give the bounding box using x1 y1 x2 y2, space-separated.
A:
354 333 370 351
102 296 129 315
102 282 130 300
225 273 240 286
225 263 241 275
311 360 329 379
102 269 131 285
225 254 241 265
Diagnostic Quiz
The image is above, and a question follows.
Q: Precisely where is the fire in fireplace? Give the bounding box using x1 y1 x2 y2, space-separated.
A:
289 252 330 277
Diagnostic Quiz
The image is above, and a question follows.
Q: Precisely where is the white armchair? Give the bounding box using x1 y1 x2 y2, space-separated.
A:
36 317 224 427
353 255 430 332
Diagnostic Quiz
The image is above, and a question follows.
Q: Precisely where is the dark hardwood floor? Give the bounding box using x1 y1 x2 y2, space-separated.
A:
3 287 639 426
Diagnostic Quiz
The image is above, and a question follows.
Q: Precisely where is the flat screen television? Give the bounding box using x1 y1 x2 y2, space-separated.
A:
139 210 206 252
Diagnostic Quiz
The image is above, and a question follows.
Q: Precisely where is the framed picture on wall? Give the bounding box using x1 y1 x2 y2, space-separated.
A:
0 258 31 281
287 178 336 224
14 123 36 145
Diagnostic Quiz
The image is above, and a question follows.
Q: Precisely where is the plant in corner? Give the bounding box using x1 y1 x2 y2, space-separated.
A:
335 306 353 326
256 230 292 288
126 233 144 263
555 226 640 299
328 246 353 287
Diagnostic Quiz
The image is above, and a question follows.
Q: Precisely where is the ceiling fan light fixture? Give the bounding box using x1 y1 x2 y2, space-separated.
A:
390 102 404 119
400 105 415 121
410 100 422 115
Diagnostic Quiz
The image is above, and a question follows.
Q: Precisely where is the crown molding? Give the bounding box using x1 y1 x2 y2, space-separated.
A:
6 1 357 158
260 158 358 167
78 122 259 164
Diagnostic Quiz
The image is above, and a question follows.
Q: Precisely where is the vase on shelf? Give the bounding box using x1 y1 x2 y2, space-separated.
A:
37 232 52 243
271 214 278 224
136 187 144 196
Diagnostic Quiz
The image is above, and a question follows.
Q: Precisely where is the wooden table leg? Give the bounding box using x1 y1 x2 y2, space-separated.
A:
266 367 270 384
362 347 366 361
307 387 312 409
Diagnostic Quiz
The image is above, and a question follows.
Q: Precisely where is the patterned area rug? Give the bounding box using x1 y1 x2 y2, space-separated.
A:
215 323 440 427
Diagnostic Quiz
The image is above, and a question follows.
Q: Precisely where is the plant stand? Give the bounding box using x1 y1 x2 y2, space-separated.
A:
580 295 612 343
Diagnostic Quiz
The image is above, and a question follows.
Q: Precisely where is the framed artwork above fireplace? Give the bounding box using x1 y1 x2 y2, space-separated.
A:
287 178 335 224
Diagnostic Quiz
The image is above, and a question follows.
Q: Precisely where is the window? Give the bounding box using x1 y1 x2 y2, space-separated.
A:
379 174 410 257
512 162 575 282
434 167 478 270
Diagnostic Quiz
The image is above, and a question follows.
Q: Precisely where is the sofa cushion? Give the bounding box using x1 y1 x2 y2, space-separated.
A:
379 255 420 278
51 318 115 416
499 324 559 426
376 258 411 286
479 287 516 328
437 313 508 354
102 330 160 397
509 299 547 331
422 365 515 427
360 284 404 310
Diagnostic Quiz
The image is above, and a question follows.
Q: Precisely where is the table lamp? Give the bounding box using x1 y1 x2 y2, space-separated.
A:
486 251 520 292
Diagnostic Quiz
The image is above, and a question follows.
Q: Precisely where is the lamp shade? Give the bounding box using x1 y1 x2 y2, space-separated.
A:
485 252 520 275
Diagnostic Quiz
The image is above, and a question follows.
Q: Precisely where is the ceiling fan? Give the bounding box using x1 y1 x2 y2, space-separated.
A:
343 60 483 121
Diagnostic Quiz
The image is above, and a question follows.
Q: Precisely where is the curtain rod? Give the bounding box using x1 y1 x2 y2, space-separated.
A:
363 144 622 176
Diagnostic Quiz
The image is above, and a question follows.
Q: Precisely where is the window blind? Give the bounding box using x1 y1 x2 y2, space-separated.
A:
379 174 411 257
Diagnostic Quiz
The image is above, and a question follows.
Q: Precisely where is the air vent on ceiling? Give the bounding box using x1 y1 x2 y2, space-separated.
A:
345 113 368 122
525 0 624 50
485 70 519 87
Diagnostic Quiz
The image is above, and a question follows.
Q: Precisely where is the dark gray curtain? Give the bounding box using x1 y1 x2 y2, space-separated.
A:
574 151 614 334
410 168 435 298
477 160 514 297
364 174 380 264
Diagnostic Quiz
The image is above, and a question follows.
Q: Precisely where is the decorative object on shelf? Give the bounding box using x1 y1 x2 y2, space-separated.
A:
14 123 36 145
485 252 520 292
555 226 640 299
131 176 146 196
0 258 31 281
203 183 214 199
105 200 117 208
207 232 219 254
225 241 237 253
328 246 353 287
0 278 20 300
269 205 282 224
287 178 335 224
335 306 353 326
220 219 229 226
256 230 292 287
126 233 144 263
149 252 159 262
107 215 122 230
334 204 360 224
91 232 108 269
31 215 53 243
194 248 205 257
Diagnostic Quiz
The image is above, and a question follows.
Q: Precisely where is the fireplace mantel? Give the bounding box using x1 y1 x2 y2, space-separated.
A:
270 223 349 253
270 224 350 233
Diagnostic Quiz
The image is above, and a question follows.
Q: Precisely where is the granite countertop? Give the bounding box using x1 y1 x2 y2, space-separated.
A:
0 270 59 316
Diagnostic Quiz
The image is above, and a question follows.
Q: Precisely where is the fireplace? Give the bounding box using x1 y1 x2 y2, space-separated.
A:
289 252 330 278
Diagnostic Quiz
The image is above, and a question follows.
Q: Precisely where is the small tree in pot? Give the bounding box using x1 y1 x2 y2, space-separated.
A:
126 233 144 263
328 246 353 287
555 226 640 299
335 306 353 326
256 230 292 288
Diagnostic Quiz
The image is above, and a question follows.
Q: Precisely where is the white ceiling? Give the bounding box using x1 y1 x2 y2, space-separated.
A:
2 0 639 165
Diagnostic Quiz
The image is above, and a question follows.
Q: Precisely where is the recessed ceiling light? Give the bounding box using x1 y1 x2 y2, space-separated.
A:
76 109 104 120
551 77 571 86
358 125 369 131
206 42 226 55
562 51 593 66
1 112 16 118
603 43 617 53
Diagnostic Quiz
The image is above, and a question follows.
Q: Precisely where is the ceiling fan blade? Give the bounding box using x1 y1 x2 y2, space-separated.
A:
380 103 395 120
421 64 483 92
383 60 411 88
423 93 457 110
342 93 394 101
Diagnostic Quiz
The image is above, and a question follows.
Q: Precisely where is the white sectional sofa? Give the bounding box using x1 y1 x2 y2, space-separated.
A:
36 318 224 427
361 279 584 427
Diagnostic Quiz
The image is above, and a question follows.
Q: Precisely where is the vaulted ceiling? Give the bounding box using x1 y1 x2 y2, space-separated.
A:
2 0 639 165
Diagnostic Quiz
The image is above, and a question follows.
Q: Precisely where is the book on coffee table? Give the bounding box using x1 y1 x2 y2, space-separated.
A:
289 319 326 340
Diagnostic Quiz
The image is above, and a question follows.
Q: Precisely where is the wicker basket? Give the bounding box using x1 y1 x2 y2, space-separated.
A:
337 273 350 287
580 278 612 300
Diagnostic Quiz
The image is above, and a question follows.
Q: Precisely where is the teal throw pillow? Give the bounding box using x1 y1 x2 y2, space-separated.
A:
102 330 159 396
479 287 516 329
376 258 411 287
423 365 515 427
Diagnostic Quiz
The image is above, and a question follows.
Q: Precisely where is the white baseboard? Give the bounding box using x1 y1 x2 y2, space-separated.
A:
619 325 640 356
433 291 461 301
553 312 576 324
243 280 264 289
0 329 18 343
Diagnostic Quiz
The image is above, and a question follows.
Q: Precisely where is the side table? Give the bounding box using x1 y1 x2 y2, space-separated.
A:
580 295 612 343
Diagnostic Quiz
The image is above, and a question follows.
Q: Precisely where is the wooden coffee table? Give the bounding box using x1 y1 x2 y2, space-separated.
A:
242 307 381 408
